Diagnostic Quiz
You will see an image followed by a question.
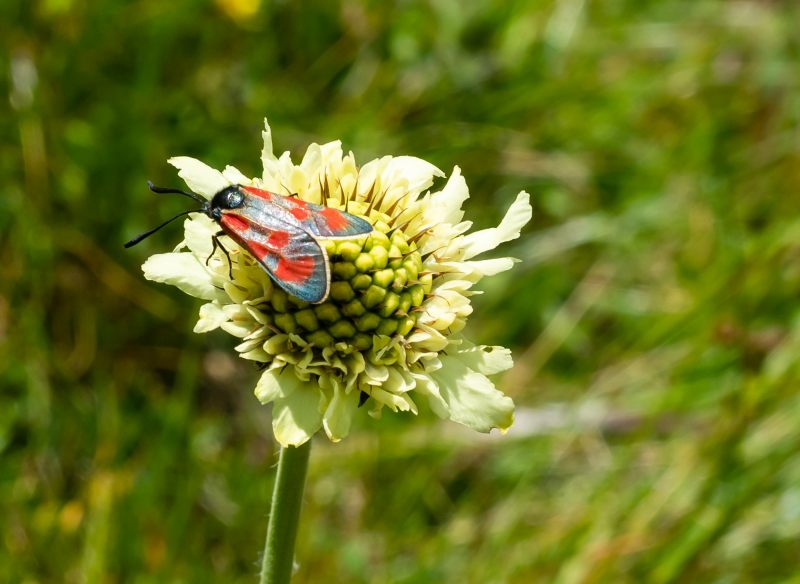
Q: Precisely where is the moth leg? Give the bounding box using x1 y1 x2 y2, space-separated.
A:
208 230 234 279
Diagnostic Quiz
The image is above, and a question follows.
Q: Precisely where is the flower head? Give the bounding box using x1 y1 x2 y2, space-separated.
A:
142 119 532 446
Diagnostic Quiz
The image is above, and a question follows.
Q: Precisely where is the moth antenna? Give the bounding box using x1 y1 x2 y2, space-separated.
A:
147 181 206 204
124 208 204 248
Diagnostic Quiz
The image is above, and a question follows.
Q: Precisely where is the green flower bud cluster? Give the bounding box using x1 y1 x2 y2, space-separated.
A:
255 209 431 351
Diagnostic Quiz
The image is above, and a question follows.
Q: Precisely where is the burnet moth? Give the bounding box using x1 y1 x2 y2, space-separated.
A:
125 182 373 303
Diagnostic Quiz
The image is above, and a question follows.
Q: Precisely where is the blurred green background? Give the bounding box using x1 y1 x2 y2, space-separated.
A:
4 0 800 582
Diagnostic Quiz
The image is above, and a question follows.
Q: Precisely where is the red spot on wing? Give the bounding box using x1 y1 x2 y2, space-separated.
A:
320 206 348 230
221 214 249 233
268 230 290 250
274 256 315 283
247 241 270 261
290 206 309 221
237 232 291 262
241 186 273 201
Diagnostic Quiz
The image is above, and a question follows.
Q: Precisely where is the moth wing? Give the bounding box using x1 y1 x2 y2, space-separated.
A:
220 211 330 303
241 186 372 239
303 201 374 239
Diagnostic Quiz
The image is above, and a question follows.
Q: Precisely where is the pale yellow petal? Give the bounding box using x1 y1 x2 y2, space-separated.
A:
461 191 532 259
454 344 514 375
322 381 359 442
167 156 229 199
142 252 223 301
194 302 227 333
432 356 515 433
271 376 324 447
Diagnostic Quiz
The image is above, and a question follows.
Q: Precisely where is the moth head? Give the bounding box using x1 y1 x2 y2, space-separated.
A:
211 186 245 213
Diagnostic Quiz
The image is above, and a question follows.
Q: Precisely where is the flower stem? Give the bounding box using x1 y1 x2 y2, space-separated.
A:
260 440 312 584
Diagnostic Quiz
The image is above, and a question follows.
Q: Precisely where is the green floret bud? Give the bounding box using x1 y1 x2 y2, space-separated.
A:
330 320 356 339
392 268 408 289
322 240 336 255
397 316 416 336
397 292 412 315
351 274 372 290
403 259 419 281
353 333 372 351
337 241 362 262
363 285 387 308
410 284 425 307
307 330 334 347
295 308 319 331
376 318 399 336
379 292 400 318
355 253 375 273
315 303 341 323
274 313 297 334
341 299 366 317
392 236 410 255
370 246 389 269
271 289 289 313
370 231 390 247
356 313 382 331
330 281 355 302
420 272 433 294
333 262 357 280
372 269 394 289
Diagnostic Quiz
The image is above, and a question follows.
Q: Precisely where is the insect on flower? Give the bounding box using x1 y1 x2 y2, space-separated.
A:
125 182 373 303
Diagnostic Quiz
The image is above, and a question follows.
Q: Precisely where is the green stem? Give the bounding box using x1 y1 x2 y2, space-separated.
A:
260 440 312 584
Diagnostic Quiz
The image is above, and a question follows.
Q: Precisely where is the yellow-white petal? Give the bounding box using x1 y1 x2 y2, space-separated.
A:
432 356 514 432
183 215 217 258
168 157 230 200
194 302 227 333
411 373 449 418
387 156 445 197
142 252 223 301
254 368 297 404
270 373 324 447
453 345 514 375
322 381 359 442
425 166 469 225
461 191 532 259
261 118 276 164
222 165 251 185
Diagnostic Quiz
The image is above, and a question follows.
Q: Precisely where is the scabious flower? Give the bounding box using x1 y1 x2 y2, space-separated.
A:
142 119 532 446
